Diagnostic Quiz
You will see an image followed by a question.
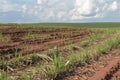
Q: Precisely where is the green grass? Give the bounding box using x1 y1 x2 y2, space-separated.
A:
25 32 49 40
0 33 11 43
17 73 34 80
0 72 9 80
0 23 120 28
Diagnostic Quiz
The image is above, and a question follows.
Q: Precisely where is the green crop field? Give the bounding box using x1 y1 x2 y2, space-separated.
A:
0 22 120 28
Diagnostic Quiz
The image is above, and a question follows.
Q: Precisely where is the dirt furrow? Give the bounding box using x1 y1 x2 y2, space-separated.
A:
62 44 120 80
111 69 120 80
90 58 120 80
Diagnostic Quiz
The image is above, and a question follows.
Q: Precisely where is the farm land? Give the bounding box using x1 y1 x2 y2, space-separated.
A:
0 23 120 80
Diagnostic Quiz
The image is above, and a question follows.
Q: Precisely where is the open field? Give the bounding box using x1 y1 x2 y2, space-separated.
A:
0 23 120 80
1 22 120 28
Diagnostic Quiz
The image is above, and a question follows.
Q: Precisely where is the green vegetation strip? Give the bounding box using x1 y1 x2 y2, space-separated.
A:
80 28 117 47
43 32 120 80
1 23 120 28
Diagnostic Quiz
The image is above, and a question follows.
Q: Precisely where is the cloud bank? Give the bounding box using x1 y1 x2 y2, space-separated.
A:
0 0 120 23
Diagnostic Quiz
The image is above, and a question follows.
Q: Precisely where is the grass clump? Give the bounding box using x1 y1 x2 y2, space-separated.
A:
0 33 11 43
43 53 71 79
25 32 35 40
17 73 34 80
0 72 9 80
25 32 49 41
43 54 63 79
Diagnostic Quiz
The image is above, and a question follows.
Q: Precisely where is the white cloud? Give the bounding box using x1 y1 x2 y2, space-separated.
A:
22 4 27 13
108 1 118 11
98 0 105 3
57 11 66 19
0 1 19 12
37 0 42 4
71 0 97 20
77 0 95 15
70 0 120 20
0 0 120 22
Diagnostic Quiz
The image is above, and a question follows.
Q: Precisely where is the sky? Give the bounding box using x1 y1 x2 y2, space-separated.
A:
0 0 120 23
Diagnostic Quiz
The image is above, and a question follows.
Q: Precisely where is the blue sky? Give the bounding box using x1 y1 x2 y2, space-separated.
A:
0 0 120 23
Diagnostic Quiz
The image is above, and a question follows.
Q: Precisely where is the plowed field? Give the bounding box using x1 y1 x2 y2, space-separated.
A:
0 26 119 80
0 28 93 60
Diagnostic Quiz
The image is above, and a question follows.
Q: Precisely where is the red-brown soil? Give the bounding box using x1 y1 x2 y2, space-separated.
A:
111 69 120 80
0 27 94 60
60 45 120 80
